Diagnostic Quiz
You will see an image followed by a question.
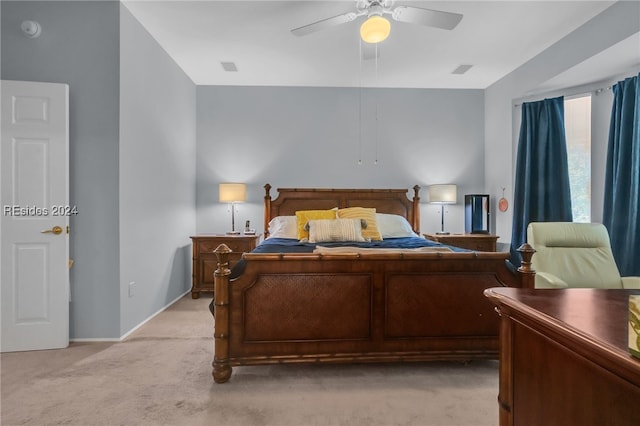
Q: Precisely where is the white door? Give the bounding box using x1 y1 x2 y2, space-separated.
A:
1 80 70 352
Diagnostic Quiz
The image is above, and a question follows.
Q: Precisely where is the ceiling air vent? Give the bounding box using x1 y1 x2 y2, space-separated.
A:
452 64 473 75
221 62 238 72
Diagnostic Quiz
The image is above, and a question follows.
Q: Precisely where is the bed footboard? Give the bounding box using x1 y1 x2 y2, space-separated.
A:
212 244 535 383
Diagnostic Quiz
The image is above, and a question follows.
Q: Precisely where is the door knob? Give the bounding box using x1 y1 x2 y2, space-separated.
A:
41 226 63 235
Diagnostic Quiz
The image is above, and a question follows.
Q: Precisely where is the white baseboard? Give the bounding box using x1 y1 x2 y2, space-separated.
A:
70 290 191 343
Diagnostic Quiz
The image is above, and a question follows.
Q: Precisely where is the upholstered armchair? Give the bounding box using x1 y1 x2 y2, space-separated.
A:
527 222 640 289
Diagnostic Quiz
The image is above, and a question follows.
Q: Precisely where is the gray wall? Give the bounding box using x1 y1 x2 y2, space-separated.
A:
2 1 121 338
2 1 197 339
196 86 485 236
485 1 640 244
119 5 196 336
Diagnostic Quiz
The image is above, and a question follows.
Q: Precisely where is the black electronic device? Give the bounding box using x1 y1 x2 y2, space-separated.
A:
465 194 490 234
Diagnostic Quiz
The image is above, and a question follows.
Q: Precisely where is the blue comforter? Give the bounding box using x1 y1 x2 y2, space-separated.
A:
253 236 466 253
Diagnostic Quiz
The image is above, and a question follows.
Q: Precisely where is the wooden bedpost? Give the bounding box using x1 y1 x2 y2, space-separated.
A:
517 243 536 289
264 183 272 238
212 244 232 383
412 185 421 235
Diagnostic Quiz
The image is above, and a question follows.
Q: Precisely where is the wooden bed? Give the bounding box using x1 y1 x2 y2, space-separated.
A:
211 184 535 383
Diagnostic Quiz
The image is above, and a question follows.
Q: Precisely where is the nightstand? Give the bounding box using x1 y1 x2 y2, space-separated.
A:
190 234 261 299
423 233 499 252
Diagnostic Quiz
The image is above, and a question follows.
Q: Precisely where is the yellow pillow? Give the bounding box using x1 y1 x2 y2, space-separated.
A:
337 207 382 241
295 210 337 240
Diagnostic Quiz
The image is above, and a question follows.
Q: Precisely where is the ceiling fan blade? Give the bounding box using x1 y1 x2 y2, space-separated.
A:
391 6 462 30
291 12 358 37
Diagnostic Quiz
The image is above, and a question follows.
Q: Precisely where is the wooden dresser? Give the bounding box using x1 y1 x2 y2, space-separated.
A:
190 234 261 299
423 233 499 252
485 288 640 425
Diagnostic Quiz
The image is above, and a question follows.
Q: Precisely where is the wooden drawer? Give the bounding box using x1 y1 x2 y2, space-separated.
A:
198 238 254 254
190 234 261 299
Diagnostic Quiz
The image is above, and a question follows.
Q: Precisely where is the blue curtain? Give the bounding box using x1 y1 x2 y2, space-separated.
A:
603 73 640 276
510 96 573 265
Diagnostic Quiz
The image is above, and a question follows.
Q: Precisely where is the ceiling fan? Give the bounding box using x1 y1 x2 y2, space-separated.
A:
291 0 463 44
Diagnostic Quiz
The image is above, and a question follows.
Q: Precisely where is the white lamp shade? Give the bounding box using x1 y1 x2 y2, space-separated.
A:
360 15 391 44
428 184 457 204
219 183 246 203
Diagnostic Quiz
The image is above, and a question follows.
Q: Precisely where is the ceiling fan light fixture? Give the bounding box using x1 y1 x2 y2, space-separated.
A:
360 15 390 44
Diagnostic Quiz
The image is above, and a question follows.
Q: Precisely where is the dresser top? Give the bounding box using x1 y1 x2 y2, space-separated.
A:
485 287 640 376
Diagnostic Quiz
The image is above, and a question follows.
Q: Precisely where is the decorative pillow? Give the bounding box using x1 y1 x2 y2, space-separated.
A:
307 218 366 243
337 207 382 241
376 213 418 238
295 209 337 240
267 215 297 239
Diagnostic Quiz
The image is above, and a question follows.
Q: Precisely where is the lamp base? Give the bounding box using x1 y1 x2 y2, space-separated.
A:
436 231 450 235
226 231 240 235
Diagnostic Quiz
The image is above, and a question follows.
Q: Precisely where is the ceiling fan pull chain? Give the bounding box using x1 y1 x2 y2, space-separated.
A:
374 43 379 165
358 38 363 166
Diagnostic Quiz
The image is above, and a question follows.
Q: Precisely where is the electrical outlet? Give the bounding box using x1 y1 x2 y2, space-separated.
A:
128 282 135 298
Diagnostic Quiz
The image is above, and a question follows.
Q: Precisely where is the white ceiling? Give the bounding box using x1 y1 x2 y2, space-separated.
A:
531 32 640 95
122 0 630 89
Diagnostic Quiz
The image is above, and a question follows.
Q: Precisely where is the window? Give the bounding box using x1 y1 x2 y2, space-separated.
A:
564 95 591 223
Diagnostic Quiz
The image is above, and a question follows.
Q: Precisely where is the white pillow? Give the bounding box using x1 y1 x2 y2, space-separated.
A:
376 213 418 238
307 218 366 243
267 216 298 239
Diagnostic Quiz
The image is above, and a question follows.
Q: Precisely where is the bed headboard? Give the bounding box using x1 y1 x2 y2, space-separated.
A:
263 184 421 238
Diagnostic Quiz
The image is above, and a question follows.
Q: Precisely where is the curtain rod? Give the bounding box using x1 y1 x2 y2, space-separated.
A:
594 86 613 95
513 85 612 108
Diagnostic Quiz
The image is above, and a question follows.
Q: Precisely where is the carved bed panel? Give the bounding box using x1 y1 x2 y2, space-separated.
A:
264 184 420 237
242 273 373 342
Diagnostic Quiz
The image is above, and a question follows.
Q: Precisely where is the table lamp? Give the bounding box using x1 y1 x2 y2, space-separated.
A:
219 183 246 235
428 184 457 235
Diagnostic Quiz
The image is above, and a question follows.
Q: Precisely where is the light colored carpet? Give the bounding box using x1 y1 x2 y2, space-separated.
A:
1 295 499 426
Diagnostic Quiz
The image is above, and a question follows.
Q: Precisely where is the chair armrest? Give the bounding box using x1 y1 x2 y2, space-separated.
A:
622 277 640 289
535 272 569 289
